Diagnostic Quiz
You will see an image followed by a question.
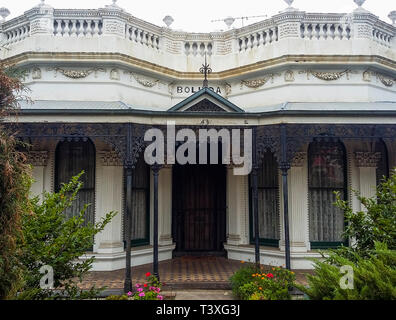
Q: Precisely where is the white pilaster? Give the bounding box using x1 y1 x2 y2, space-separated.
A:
288 152 309 253
159 165 173 246
28 151 49 202
96 151 123 254
354 152 381 205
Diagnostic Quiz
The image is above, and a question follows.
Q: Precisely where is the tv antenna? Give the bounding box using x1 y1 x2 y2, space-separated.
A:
211 14 267 29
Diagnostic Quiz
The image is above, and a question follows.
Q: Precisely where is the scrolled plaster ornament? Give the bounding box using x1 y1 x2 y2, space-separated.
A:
224 82 232 97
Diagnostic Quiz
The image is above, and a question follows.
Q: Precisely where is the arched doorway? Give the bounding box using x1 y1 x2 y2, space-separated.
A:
172 152 226 256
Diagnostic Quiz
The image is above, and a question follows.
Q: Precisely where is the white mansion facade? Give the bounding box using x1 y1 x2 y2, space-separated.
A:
1 0 395 272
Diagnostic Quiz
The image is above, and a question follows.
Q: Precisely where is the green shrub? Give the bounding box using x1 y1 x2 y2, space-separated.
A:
17 173 116 300
229 263 260 298
133 272 164 300
297 242 396 300
298 171 396 300
105 295 129 300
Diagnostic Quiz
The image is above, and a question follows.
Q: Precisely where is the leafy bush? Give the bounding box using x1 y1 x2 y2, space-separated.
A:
297 242 396 300
230 263 295 300
17 173 116 300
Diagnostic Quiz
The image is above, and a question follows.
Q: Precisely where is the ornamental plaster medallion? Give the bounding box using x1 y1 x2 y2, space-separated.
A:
110 68 120 80
354 152 381 167
284 70 295 82
362 70 371 82
26 151 49 166
32 67 42 80
224 82 232 97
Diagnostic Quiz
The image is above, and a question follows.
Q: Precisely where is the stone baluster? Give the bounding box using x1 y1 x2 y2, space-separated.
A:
303 23 310 39
54 19 62 36
93 20 100 37
70 19 77 37
78 19 85 37
265 29 271 44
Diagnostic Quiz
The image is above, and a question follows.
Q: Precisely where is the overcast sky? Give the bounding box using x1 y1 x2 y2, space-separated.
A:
2 0 395 32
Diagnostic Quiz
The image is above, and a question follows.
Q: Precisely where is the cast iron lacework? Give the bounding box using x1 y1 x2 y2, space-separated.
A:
185 99 227 112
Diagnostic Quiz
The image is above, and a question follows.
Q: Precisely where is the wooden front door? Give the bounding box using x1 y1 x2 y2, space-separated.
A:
172 163 226 255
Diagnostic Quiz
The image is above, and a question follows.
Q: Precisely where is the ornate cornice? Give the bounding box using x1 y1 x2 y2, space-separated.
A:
26 151 49 166
354 152 381 167
4 53 396 82
99 151 123 166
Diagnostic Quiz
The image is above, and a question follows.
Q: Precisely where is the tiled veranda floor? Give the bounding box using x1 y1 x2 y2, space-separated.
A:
77 256 313 290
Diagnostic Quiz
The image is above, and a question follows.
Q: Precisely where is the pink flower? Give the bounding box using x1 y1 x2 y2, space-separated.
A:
139 292 145 297
157 295 163 300
127 291 132 297
135 284 140 288
137 288 143 292
156 288 161 293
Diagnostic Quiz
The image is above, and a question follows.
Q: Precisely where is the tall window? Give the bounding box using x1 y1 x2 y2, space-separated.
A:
250 151 280 247
126 156 150 246
55 139 96 227
308 140 347 248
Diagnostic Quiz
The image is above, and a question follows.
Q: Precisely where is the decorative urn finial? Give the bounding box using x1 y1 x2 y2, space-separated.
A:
284 0 294 7
163 15 174 28
389 11 396 25
354 0 366 8
0 7 10 22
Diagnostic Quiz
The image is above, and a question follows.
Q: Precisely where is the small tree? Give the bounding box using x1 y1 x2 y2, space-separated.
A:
0 65 32 299
17 173 116 300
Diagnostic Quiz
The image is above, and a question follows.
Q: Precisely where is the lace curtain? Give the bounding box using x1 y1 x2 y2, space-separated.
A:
308 141 346 243
253 151 280 241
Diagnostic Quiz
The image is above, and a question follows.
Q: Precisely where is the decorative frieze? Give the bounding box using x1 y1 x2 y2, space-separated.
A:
26 151 49 166
99 151 123 166
284 70 295 82
354 152 381 167
291 152 306 167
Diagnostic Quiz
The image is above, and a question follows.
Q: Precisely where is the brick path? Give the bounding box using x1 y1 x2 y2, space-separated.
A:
76 256 313 291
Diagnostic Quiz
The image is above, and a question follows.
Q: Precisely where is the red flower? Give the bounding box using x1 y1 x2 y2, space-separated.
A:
145 272 151 277
267 273 274 278
143 284 148 287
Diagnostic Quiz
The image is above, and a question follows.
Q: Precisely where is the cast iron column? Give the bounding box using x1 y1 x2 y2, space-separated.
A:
252 127 260 266
152 164 161 280
280 124 291 270
124 123 134 293
124 166 133 292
